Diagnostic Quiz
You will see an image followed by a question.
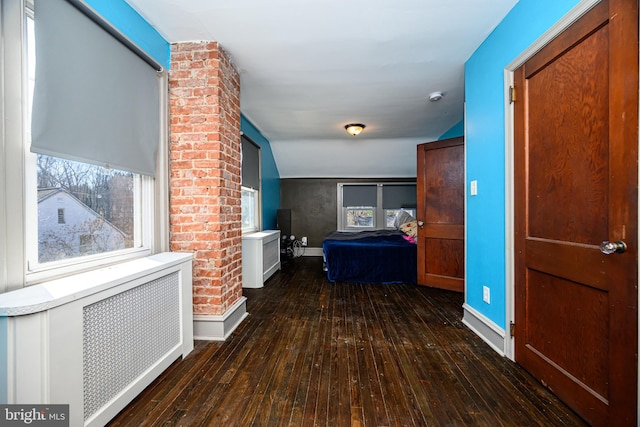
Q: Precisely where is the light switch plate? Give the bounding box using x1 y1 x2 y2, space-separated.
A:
470 180 478 196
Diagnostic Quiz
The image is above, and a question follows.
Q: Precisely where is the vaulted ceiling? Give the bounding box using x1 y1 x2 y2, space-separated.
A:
125 0 518 178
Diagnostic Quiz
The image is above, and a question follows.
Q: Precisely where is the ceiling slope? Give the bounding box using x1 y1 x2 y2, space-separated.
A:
126 0 518 177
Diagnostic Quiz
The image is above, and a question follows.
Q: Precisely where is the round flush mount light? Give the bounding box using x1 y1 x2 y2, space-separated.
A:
429 91 444 102
345 123 366 136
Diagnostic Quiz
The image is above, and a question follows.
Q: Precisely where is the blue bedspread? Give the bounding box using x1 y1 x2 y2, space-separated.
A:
322 230 417 284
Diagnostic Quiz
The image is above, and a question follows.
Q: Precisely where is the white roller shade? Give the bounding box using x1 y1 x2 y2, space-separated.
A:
31 0 160 176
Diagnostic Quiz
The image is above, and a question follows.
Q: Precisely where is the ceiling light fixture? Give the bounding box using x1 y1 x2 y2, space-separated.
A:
429 91 444 102
345 123 365 136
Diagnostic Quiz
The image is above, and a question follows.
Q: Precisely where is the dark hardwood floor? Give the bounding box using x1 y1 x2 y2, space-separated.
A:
109 256 587 426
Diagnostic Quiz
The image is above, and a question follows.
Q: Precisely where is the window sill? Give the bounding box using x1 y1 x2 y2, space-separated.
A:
2 252 192 316
25 247 152 286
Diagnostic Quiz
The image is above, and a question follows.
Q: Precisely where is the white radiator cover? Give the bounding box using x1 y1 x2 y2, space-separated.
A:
242 230 281 288
0 252 193 427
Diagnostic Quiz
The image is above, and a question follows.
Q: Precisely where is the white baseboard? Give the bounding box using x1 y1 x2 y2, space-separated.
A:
462 303 506 356
193 296 248 341
301 247 323 257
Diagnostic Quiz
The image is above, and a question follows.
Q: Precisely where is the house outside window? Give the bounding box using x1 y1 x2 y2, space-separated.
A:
37 180 130 263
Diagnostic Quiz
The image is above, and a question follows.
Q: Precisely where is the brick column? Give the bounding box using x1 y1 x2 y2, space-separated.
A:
169 42 244 338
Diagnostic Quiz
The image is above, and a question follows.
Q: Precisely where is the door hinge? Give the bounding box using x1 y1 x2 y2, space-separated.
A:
509 86 516 104
509 321 516 337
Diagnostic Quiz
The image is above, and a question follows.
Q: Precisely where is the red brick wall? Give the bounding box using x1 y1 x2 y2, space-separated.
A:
169 42 242 316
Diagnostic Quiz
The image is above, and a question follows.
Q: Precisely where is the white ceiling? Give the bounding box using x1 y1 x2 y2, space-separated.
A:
125 0 518 178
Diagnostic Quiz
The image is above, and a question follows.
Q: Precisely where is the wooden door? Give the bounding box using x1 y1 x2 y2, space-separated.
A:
416 138 464 292
514 0 638 425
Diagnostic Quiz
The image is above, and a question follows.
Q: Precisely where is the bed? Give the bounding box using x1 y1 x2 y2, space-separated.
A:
322 229 417 284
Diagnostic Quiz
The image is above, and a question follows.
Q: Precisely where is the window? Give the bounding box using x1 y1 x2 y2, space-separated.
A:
24 4 153 275
346 208 374 228
241 187 259 233
0 0 169 287
241 136 261 233
339 184 377 230
338 183 416 231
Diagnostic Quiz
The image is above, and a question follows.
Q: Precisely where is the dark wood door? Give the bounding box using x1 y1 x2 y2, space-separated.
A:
416 138 464 292
514 1 638 425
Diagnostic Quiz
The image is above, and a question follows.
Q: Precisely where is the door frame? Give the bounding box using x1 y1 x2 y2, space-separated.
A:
502 0 639 412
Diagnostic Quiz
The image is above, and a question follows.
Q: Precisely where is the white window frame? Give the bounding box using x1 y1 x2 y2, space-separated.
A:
241 185 260 234
0 0 169 290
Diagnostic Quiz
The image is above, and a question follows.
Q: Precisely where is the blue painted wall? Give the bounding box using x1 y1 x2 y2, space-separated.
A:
85 0 169 69
241 116 281 230
439 120 464 140
465 0 581 328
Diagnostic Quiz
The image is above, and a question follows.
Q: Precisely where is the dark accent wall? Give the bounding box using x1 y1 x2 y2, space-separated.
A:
280 178 415 248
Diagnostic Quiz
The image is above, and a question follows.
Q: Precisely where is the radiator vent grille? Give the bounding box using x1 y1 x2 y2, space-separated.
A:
263 238 279 272
83 272 181 421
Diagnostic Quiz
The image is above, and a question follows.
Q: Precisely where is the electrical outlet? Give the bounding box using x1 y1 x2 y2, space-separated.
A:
301 236 308 246
482 286 490 304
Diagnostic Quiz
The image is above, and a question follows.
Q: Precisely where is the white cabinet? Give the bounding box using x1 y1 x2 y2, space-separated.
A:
242 230 281 288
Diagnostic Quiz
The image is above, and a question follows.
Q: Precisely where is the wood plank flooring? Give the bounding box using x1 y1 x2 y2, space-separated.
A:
108 256 587 426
